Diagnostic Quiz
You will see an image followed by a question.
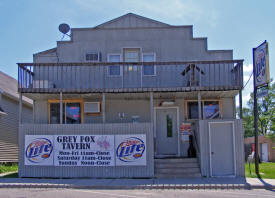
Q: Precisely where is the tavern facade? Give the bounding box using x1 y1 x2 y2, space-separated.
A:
18 13 245 178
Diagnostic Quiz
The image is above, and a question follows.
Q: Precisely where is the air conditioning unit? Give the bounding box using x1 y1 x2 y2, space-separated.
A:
84 102 101 113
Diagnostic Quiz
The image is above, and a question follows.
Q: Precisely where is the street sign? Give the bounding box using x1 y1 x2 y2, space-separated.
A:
253 41 270 87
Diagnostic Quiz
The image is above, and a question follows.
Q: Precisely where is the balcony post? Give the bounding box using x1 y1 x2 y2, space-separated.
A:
150 92 155 155
102 93 106 123
33 100 35 123
198 91 202 120
19 93 22 124
239 89 243 119
60 92 63 124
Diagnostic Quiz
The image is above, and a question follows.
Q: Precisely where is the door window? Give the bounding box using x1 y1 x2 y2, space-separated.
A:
167 114 173 137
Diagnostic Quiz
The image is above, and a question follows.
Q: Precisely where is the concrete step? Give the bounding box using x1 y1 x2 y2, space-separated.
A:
155 162 199 169
155 172 202 178
155 167 201 174
155 158 197 164
154 157 201 178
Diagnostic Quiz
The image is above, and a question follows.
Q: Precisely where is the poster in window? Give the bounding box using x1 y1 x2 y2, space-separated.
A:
204 102 219 119
180 123 191 142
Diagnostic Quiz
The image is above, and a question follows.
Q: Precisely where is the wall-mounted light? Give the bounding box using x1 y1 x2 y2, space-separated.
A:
159 100 175 106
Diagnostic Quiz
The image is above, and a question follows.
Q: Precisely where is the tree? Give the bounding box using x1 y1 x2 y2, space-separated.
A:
242 80 275 137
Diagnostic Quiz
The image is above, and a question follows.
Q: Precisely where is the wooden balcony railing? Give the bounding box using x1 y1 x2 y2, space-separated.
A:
18 60 243 93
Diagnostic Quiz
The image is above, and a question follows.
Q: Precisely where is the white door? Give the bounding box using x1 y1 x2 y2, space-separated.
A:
261 143 268 162
156 108 178 155
209 122 235 177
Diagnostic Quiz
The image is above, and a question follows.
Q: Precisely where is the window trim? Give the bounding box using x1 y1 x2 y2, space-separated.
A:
184 99 223 120
122 48 141 62
48 98 84 124
142 52 156 76
84 52 101 62
107 53 123 77
123 47 141 72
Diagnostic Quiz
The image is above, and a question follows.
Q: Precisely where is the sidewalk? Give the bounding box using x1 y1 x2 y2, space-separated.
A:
0 176 274 190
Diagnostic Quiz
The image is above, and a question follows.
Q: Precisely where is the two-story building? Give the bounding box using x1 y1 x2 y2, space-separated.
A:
18 13 244 178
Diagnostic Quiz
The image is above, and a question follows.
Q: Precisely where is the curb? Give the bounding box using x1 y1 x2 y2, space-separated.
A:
0 183 274 190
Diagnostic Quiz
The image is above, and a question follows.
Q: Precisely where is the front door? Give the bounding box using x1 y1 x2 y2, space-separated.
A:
156 108 178 156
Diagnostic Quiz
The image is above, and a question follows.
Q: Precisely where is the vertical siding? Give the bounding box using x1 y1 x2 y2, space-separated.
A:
198 119 244 177
34 100 48 124
222 98 235 119
106 99 150 123
19 123 154 178
0 95 32 162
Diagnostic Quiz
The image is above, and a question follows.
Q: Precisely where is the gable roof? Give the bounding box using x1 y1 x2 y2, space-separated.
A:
0 71 32 106
94 13 170 29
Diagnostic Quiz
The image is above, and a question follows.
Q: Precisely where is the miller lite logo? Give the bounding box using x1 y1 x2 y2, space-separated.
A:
25 138 53 163
255 48 266 83
116 137 145 163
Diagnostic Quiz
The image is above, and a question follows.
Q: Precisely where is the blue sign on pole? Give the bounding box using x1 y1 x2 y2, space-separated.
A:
253 41 270 87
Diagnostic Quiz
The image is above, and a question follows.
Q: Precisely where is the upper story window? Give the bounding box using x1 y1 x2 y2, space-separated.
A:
123 48 140 71
85 52 101 62
142 53 156 76
108 54 121 76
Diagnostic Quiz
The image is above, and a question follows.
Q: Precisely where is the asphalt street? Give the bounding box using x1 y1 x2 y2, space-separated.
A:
0 189 274 198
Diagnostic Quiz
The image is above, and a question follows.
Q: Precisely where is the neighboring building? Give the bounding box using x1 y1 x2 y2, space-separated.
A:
0 71 32 162
244 136 275 162
17 13 244 178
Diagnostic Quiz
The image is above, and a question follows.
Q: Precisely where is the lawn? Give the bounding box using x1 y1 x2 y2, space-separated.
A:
245 162 275 179
0 163 18 174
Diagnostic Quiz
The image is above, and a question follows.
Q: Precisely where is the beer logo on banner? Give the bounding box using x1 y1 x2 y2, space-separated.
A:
25 138 53 163
255 48 266 84
116 137 145 162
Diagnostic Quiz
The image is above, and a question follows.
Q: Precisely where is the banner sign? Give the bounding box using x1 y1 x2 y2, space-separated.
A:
253 41 270 87
115 135 146 166
25 135 54 165
24 134 146 166
54 135 114 166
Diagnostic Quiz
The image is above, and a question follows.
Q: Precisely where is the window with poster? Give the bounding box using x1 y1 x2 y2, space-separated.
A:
185 100 222 120
48 99 84 124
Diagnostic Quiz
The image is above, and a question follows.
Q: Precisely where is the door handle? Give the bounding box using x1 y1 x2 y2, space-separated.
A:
211 152 214 155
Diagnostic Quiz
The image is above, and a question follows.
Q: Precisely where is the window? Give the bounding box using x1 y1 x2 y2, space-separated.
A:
186 100 221 120
66 103 81 124
123 48 140 71
204 101 219 119
143 53 156 76
108 54 121 76
48 99 83 124
187 102 203 119
85 52 101 62
167 114 173 137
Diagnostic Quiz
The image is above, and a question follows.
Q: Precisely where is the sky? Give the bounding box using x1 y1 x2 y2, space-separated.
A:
0 0 274 106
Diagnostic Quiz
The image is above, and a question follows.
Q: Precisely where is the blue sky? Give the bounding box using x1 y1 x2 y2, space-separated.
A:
0 0 274 105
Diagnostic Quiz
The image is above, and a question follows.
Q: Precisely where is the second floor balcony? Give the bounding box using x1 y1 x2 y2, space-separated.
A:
18 60 243 93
